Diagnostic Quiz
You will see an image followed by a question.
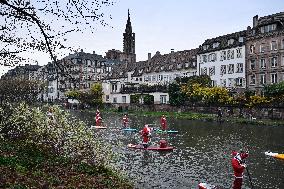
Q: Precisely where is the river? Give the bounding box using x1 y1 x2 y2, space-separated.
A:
73 110 284 189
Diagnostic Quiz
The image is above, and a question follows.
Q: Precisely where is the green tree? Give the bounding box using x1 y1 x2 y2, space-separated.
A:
0 78 45 105
143 94 154 105
168 82 187 106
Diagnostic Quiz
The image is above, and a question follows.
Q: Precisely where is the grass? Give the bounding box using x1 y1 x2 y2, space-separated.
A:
0 140 133 189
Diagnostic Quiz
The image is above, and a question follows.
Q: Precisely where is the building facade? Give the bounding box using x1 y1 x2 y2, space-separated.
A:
246 13 284 93
197 31 247 91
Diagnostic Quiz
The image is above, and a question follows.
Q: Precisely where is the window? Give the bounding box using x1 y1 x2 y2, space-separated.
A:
220 79 226 87
236 63 243 73
106 95 109 101
250 45 255 54
271 73 277 84
260 24 277 33
152 75 156 81
122 96 126 103
260 74 266 85
201 67 207 75
220 51 226 61
260 43 266 52
208 53 217 62
230 50 234 59
160 95 167 104
250 60 256 70
213 42 220 48
209 66 215 76
260 59 266 69
271 41 277 51
250 75 256 85
282 56 284 66
228 78 235 87
202 55 207 62
221 65 226 75
203 45 209 51
228 64 234 74
113 97 117 103
211 80 217 87
271 57 277 68
228 39 234 45
236 48 242 58
236 78 243 87
282 39 284 49
227 50 231 60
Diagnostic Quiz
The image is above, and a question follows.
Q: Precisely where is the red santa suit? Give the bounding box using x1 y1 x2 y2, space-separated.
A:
231 151 249 189
160 116 167 130
122 116 129 127
141 125 151 147
95 114 102 126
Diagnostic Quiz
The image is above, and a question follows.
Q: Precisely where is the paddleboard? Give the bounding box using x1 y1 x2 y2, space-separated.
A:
198 183 223 189
265 152 284 160
90 125 107 129
156 129 178 134
122 128 137 132
127 143 174 151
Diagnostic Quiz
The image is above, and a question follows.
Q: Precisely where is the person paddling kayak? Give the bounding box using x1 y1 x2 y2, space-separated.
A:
231 150 249 189
140 124 152 148
122 114 129 128
160 115 167 131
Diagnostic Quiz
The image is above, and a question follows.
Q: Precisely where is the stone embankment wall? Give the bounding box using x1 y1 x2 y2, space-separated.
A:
109 103 284 120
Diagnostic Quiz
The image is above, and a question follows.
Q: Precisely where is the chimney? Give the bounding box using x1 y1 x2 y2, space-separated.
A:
148 53 151 61
253 15 258 28
93 51 96 54
171 49 174 53
81 49 84 52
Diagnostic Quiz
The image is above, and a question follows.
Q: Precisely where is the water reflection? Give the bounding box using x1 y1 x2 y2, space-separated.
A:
73 110 284 189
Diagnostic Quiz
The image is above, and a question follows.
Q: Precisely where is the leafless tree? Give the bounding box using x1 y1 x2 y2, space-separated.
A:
0 0 114 81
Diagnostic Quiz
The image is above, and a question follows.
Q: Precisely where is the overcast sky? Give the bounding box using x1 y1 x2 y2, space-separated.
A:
1 0 284 76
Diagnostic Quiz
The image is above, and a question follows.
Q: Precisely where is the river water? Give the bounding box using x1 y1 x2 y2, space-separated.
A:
74 110 284 189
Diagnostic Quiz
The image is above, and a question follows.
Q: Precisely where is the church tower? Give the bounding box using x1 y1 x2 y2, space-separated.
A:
123 10 136 62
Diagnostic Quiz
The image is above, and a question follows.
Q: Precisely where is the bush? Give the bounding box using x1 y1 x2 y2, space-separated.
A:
0 103 113 165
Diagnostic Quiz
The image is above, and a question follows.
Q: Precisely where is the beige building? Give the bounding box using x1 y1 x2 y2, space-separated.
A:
246 12 284 94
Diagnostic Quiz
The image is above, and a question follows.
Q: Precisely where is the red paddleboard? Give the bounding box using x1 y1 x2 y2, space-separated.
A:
127 144 174 151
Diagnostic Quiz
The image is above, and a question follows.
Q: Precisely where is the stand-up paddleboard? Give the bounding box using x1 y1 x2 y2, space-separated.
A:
90 125 107 129
122 128 137 132
198 183 223 189
127 143 174 151
156 129 178 134
265 152 284 160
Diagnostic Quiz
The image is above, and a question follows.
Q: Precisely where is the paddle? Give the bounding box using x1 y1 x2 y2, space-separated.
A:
245 166 254 189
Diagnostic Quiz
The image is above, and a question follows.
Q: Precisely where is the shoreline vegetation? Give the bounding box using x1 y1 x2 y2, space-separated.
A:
90 108 284 127
0 104 133 189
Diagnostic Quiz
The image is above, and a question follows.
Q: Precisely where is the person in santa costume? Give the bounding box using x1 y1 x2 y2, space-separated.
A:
95 109 102 126
231 150 249 189
140 124 152 148
160 115 167 131
122 114 129 128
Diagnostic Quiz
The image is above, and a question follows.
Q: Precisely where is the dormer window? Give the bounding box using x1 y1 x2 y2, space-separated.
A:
239 37 244 43
260 24 277 33
213 42 220 48
228 39 234 45
138 69 143 74
203 45 209 50
160 66 164 71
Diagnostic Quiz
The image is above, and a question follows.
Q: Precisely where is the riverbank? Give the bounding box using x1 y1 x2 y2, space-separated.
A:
0 140 133 189
91 107 284 127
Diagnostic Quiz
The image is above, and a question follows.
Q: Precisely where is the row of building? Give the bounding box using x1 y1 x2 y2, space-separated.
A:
2 11 284 105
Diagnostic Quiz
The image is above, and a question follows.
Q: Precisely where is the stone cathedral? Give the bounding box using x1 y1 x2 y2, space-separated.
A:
106 10 136 64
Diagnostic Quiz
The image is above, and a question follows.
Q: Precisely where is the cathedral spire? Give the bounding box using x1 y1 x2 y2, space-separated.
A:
123 9 135 55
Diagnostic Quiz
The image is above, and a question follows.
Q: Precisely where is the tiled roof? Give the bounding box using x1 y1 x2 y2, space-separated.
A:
198 30 247 54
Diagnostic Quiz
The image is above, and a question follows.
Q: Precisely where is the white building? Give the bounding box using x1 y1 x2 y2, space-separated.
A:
102 49 198 104
197 31 247 90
